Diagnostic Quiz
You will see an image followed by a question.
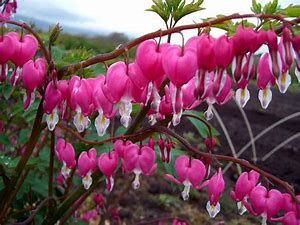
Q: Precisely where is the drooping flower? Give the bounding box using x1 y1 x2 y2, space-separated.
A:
206 168 225 218
55 138 76 179
292 35 300 82
102 62 136 128
230 170 260 215
21 58 46 110
244 185 283 225
162 44 198 126
0 33 15 82
68 76 94 133
8 32 38 86
92 75 115 136
123 144 157 189
257 53 276 109
98 151 118 191
77 148 97 189
43 80 68 131
165 155 206 200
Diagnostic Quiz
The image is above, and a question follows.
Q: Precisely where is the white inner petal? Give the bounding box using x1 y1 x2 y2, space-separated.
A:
258 86 272 109
119 98 132 128
182 180 192 201
46 108 59 131
237 201 247 215
82 171 93 190
204 103 214 120
95 109 110 136
206 201 221 218
276 73 291 94
73 107 91 133
235 87 250 108
61 161 71 180
132 169 142 190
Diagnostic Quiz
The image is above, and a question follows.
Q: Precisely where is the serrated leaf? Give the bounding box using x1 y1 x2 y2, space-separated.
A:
263 0 278 14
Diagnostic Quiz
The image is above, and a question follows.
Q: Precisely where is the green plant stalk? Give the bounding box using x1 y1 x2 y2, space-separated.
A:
47 131 55 217
42 172 103 225
0 100 45 223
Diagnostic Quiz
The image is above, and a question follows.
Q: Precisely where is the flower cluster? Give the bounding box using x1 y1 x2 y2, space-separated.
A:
0 0 17 20
0 31 44 110
55 136 300 224
39 26 299 135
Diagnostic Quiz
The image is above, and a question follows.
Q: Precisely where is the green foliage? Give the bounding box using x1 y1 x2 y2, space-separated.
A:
251 0 262 13
279 4 300 17
146 0 204 27
183 110 219 138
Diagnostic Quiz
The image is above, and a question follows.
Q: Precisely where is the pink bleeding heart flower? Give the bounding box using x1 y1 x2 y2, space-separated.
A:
8 32 38 86
102 61 135 128
172 219 188 225
80 209 98 222
92 75 115 136
135 40 169 82
214 35 233 70
204 138 216 151
257 53 276 109
55 138 76 179
205 72 233 120
0 33 15 82
162 45 198 126
113 139 133 159
196 34 216 72
244 185 283 225
206 168 225 218
43 80 68 131
277 38 292 94
165 155 206 200
266 30 282 79
56 173 65 185
98 151 118 192
230 170 260 215
148 136 155 149
135 40 170 112
78 148 97 189
93 193 105 208
21 58 46 110
181 77 202 110
292 35 300 82
280 211 300 225
68 76 94 132
123 144 156 189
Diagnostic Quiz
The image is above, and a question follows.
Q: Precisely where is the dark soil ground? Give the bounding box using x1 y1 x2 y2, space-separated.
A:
90 85 300 225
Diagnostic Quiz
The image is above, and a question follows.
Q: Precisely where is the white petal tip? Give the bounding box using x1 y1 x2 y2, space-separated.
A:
237 201 247 215
206 201 221 218
235 88 250 108
258 88 272 109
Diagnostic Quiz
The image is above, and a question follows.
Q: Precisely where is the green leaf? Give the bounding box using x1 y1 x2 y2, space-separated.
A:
173 0 204 24
280 4 300 17
263 0 278 14
0 134 10 145
183 110 219 138
251 0 262 13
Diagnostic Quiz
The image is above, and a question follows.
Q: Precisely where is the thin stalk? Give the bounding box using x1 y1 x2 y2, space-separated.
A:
47 132 55 216
224 112 300 171
262 132 300 161
0 100 45 223
211 106 242 174
234 99 256 163
57 13 297 77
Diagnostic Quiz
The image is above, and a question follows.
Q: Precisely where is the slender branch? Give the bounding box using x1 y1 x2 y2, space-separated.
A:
7 198 53 225
47 132 55 217
0 100 45 223
0 20 51 66
57 13 296 77
154 126 298 202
